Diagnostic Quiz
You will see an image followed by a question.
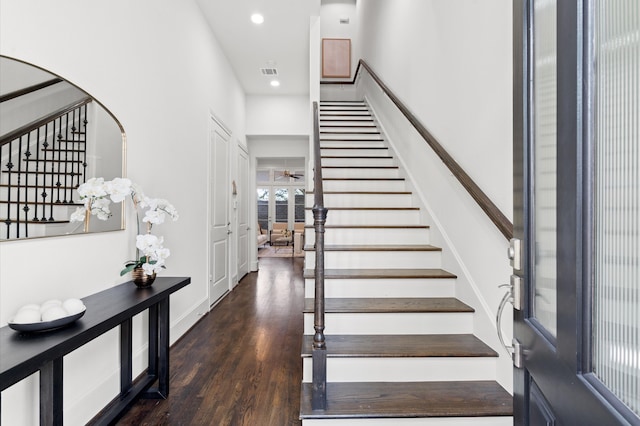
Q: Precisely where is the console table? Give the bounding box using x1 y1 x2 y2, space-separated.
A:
0 276 191 425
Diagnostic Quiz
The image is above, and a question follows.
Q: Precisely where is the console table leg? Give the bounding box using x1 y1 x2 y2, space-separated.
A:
120 318 133 395
40 358 63 426
158 298 170 398
148 304 158 378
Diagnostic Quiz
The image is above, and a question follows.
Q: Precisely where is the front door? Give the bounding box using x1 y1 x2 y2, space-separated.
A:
513 1 639 424
209 117 230 306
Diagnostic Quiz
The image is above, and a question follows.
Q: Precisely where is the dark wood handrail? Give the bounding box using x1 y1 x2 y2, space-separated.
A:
0 78 63 103
0 96 92 147
323 59 513 240
311 101 327 410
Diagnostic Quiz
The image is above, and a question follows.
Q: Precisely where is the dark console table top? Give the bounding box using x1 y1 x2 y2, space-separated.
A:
0 276 191 390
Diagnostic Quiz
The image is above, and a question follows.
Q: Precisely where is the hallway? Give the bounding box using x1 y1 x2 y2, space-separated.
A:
116 258 304 426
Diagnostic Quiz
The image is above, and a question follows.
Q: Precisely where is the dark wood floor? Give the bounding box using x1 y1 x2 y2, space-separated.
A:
117 257 304 426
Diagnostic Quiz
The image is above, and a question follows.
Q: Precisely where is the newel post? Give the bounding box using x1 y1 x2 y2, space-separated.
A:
311 204 328 410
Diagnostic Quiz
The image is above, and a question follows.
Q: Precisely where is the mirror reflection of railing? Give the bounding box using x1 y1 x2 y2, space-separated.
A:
0 56 126 240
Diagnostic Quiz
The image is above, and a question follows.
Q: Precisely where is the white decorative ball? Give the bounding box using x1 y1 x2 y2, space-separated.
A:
41 306 68 322
18 304 41 312
13 308 41 324
40 299 62 313
62 298 85 315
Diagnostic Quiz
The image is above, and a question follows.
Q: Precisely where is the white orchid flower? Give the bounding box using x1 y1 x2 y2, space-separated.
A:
91 197 112 220
136 234 163 254
105 178 132 203
142 209 165 225
77 177 107 199
152 247 171 262
70 207 87 223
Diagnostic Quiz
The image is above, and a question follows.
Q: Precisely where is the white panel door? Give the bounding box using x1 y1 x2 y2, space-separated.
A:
209 118 230 306
237 146 249 280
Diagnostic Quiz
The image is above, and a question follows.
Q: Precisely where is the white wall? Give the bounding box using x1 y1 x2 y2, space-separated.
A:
0 0 246 424
246 95 310 136
355 0 514 390
320 0 358 80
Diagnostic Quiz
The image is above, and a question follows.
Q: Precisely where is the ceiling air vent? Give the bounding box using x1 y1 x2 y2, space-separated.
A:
260 68 278 76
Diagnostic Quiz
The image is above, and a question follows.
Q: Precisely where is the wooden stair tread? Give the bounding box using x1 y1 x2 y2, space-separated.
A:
300 381 513 418
0 200 81 206
321 178 404 181
307 191 411 195
320 146 387 149
304 224 428 229
0 184 77 189
305 206 417 211
320 138 382 141
303 298 473 314
304 244 441 252
322 165 398 169
304 268 455 279
1 218 69 224
300 334 498 358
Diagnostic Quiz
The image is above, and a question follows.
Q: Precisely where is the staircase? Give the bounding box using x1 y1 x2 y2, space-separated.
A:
300 101 512 425
0 99 90 239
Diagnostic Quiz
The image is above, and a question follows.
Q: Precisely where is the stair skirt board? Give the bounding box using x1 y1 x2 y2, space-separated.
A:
303 312 473 335
301 357 497 382
303 278 455 298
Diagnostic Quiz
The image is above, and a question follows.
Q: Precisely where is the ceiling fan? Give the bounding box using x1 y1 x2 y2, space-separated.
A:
276 169 302 180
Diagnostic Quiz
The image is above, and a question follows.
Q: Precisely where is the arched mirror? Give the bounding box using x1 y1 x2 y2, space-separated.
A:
0 56 125 240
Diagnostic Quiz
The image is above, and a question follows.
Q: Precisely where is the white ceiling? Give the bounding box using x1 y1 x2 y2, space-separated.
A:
195 0 319 96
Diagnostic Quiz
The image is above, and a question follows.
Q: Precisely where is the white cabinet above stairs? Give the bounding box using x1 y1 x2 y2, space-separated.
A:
300 101 512 425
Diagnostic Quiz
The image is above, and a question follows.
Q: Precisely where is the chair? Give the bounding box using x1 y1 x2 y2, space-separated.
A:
257 223 268 248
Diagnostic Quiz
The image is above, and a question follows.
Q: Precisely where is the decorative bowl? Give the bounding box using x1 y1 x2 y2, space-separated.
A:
8 308 86 333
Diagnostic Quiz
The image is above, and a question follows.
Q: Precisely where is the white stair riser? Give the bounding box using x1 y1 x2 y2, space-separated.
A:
303 312 473 335
305 227 429 245
321 158 395 167
0 202 76 218
305 209 419 225
320 121 375 127
320 104 367 108
0 173 81 188
307 193 413 208
302 357 497 382
304 278 455 298
321 148 388 157
322 168 400 179
305 250 441 269
322 179 406 192
302 417 513 426
321 141 386 149
321 134 383 141
320 108 369 113
322 127 379 133
1 220 78 240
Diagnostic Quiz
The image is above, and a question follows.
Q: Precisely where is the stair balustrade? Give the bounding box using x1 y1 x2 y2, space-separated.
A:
0 97 92 239
311 101 328 410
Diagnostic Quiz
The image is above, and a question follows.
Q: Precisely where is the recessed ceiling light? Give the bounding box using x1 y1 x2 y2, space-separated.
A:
251 13 264 24
270 80 280 87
